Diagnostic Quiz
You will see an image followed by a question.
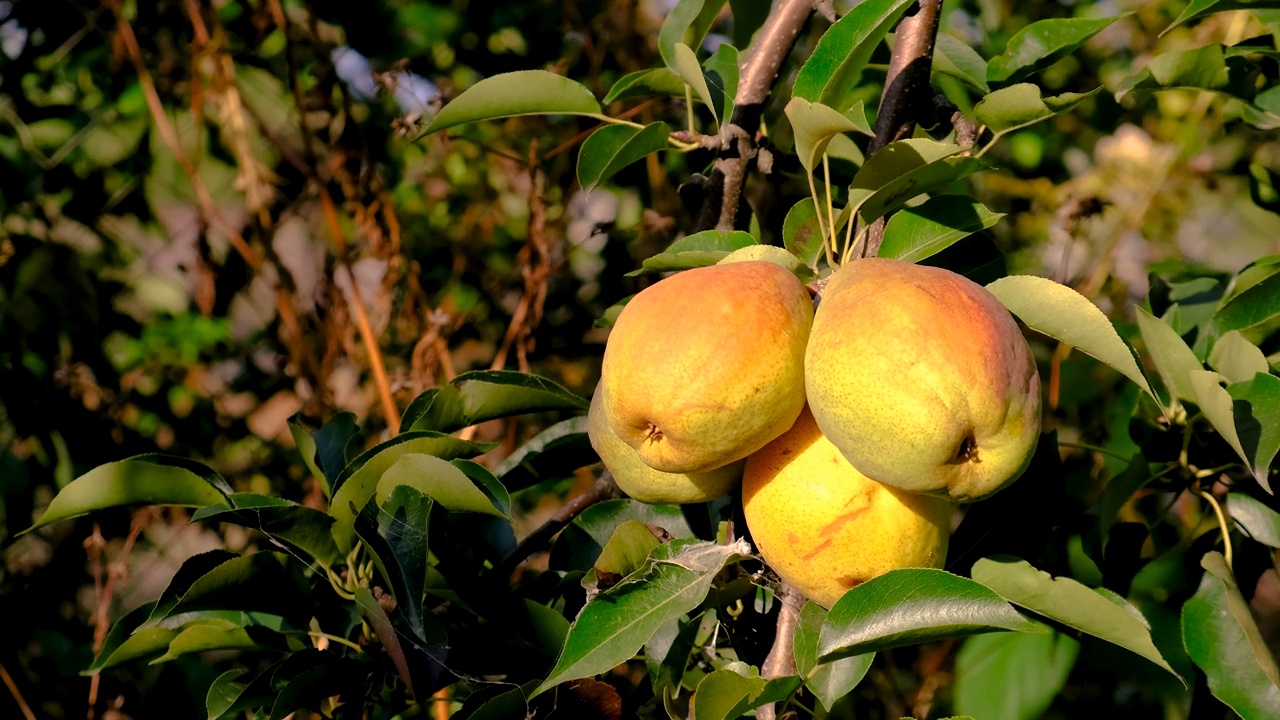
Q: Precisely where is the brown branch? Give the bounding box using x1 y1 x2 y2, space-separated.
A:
85 511 153 720
0 662 36 720
488 473 624 583
695 0 815 232
861 0 944 258
756 581 807 720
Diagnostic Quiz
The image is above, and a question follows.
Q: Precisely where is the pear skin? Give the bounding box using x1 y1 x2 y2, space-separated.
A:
601 261 813 473
743 406 951 609
805 258 1041 503
588 387 744 504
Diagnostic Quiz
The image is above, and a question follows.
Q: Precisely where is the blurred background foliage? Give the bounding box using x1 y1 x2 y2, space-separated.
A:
1 0 1278 718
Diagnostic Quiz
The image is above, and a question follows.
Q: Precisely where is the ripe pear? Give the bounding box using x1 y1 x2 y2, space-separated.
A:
601 260 813 473
805 258 1041 503
587 387 743 504
743 406 951 609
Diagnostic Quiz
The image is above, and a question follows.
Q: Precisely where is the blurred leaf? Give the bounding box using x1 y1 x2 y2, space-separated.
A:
1116 45 1280 129
602 68 686 104
1099 456 1158 551
629 230 758 275
577 122 671 191
423 70 601 134
934 34 991 94
204 649 365 720
192 494 341 565
1182 551 1280 716
1190 370 1255 479
534 539 750 695
673 43 720 125
1209 331 1270 382
658 0 727 72
795 602 873 711
786 97 872 175
703 43 739 122
880 195 1004 263
987 275 1155 400
782 197 829 270
1164 0 1280 33
793 0 915 112
953 631 1080 720
378 454 509 517
988 15 1127 84
690 668 802 720
25 455 231 532
1230 492 1280 547
975 84 1102 142
493 416 594 492
848 139 985 224
1249 162 1280 215
1136 306 1203 405
1227 373 1280 492
818 568 1046 662
971 556 1181 680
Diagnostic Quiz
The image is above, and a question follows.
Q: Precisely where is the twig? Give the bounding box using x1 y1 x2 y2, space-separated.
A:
694 0 815 232
85 510 153 719
861 0 943 258
488 473 624 583
0 662 36 720
756 581 806 720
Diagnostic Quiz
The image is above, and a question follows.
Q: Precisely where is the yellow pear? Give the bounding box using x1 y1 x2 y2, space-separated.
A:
743 406 951 609
587 387 743 504
805 258 1041 503
601 260 813 473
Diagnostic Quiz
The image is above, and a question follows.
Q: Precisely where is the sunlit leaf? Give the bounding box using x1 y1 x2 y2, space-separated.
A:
603 68 687 104
880 195 1004 263
975 84 1102 142
847 139 985 225
423 71 601 134
793 0 915 112
1135 305 1203 406
987 15 1128 84
629 230 758 275
786 97 872 175
1209 331 1270 383
673 43 719 125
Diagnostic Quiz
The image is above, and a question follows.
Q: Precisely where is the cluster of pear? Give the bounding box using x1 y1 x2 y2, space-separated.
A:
588 257 1042 608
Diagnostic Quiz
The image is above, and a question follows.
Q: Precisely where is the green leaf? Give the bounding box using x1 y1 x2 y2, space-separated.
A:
782 198 828 271
1099 456 1159 550
192 495 341 566
975 84 1102 142
786 97 873 175
690 668 802 720
629 229 758 275
847 139 986 225
267 657 371 720
716 244 814 281
645 613 704 697
658 0 728 72
354 587 417 698
986 275 1155 400
400 387 468 434
818 568 1046 662
85 602 178 673
603 68 688 104
355 487 433 640
673 43 720 125
421 370 589 433
146 552 310 627
378 454 509 517
592 520 661 581
493 416 594 493
1230 492 1280 547
795 602 873 711
289 412 358 498
1136 306 1204 406
1182 551 1280 715
153 621 285 663
971 556 1181 680
550 499 695 572
1164 1 1280 33
1215 258 1280 339
206 668 251 719
988 15 1127 84
880 195 1004 263
1209 331 1270 383
330 432 497 553
953 631 1080 720
577 122 671 191
703 43 739 122
534 539 750 695
25 455 231 532
1227 372 1280 492
1115 45 1280 129
422 70 601 134
205 649 361 720
793 0 916 112
934 34 990 94
1190 370 1255 476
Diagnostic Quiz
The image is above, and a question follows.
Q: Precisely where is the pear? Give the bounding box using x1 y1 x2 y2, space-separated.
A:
743 406 951 609
805 258 1041 503
587 387 743 504
601 261 813 473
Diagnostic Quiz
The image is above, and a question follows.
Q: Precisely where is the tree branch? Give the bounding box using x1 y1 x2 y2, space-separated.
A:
488 472 624 583
756 581 807 720
862 0 944 258
695 0 815 232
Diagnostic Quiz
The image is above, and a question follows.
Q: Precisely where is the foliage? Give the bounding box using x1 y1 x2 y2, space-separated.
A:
3 0 1280 719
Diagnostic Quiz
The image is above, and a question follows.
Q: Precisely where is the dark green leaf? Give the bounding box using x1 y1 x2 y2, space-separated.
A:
1227 372 1280 491
782 198 828 270
1249 162 1280 215
377 454 509 517
818 568 1046 662
206 668 251 719
988 16 1127 84
880 195 1004 263
400 386 468 435
658 0 728 72
1182 551 1280 716
358 485 433 635
987 275 1155 399
953 631 1080 720
1190 370 1254 476
847 139 986 224
268 657 370 720
1099 456 1158 550
453 370 589 429
629 230 758 275
550 499 695 572
85 602 177 673
971 556 1181 679
793 0 916 112
1116 45 1280 129
577 122 672 191
645 613 704 697
602 68 687 104
975 84 1103 141
25 455 231 532
690 668 802 720
205 649 349 720
1230 492 1280 547
534 539 750 694
493 416 594 492
703 43 739 122
934 34 991 94
146 552 310 627
310 412 359 494
1215 258 1280 339
192 494 341 566
423 71 601 135
795 602 873 711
